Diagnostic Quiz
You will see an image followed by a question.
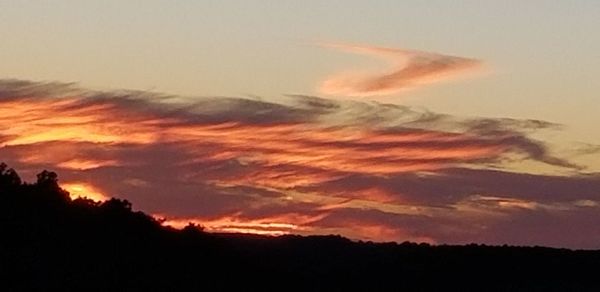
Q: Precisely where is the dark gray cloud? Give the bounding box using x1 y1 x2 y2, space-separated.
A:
298 168 600 205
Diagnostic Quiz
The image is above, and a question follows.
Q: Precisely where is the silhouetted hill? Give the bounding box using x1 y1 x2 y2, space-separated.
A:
1 163 599 291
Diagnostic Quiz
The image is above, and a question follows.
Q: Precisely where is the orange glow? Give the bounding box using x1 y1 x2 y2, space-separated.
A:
58 159 120 170
474 195 538 210
158 212 330 236
0 99 159 147
62 183 109 202
162 217 302 236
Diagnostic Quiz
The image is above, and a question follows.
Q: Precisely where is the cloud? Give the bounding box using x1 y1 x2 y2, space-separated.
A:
319 43 483 97
1 79 598 248
296 168 600 206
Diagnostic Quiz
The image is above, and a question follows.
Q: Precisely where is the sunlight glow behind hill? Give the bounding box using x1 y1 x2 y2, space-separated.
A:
63 183 108 202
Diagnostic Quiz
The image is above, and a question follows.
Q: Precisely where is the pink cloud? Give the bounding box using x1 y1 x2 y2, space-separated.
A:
319 43 483 97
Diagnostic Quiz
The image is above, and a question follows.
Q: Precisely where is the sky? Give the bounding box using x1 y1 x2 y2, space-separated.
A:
0 1 599 248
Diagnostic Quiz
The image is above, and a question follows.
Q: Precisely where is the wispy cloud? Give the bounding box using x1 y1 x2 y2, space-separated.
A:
319 43 483 97
1 79 597 248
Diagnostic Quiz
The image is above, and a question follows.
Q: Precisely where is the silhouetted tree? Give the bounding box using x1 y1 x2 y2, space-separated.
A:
182 222 205 234
101 197 133 213
0 163 21 189
36 169 58 185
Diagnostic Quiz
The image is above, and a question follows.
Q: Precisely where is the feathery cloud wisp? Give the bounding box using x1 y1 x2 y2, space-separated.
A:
319 43 483 97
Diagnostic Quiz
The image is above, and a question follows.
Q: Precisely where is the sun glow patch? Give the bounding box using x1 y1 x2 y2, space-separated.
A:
62 183 109 202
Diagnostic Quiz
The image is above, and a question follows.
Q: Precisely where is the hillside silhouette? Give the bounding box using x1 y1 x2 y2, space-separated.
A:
1 163 599 291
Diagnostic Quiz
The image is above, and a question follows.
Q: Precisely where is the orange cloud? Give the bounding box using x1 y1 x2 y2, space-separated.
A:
2 80 595 248
0 95 513 187
319 43 483 97
57 159 120 170
0 81 571 202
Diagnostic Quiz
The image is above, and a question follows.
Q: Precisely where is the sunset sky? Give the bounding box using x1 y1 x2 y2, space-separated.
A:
1 1 599 248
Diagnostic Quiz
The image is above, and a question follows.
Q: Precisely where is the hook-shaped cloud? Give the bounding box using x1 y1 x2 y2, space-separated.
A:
319 43 483 97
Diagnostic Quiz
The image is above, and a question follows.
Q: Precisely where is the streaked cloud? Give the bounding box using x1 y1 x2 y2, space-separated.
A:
319 43 483 97
1 79 598 248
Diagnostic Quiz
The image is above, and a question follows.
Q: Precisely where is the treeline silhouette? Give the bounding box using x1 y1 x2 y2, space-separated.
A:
1 163 599 291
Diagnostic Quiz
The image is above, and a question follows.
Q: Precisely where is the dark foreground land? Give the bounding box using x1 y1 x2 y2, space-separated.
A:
1 164 599 291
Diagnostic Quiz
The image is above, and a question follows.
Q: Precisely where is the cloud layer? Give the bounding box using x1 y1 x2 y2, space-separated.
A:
319 43 482 96
1 79 598 248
